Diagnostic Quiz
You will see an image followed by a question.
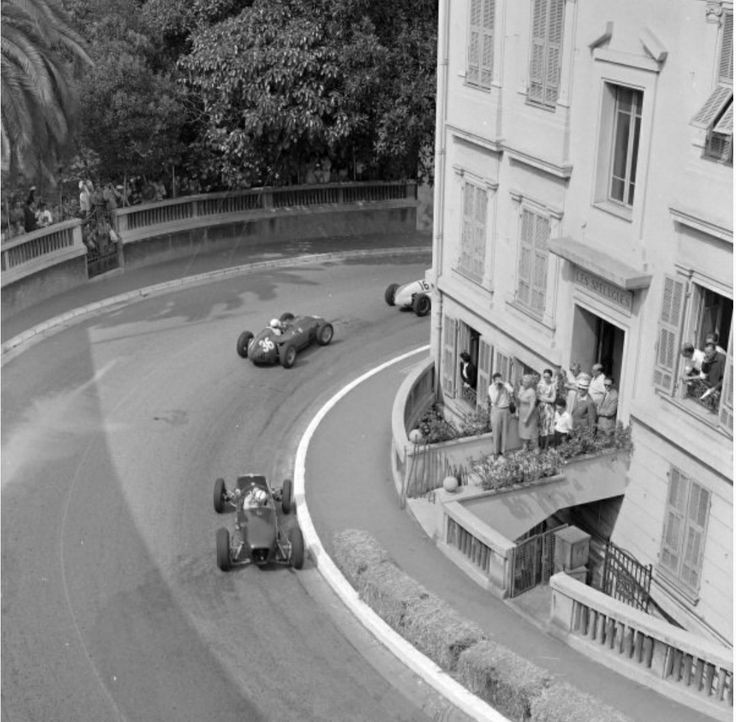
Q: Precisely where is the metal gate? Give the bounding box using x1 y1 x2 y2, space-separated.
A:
510 525 566 597
602 540 652 612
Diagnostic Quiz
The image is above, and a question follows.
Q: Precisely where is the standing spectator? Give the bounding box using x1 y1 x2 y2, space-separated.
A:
10 198 24 234
596 377 619 436
23 198 37 232
459 351 477 395
589 363 606 406
705 332 726 355
570 374 597 431
554 365 568 404
700 341 726 401
102 183 118 211
488 372 514 458
553 399 573 446
680 342 705 381
35 201 53 227
518 373 539 451
79 180 91 218
537 368 557 448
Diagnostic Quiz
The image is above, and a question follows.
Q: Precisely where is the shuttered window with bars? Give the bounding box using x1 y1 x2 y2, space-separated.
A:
467 0 495 89
516 208 549 315
528 0 565 107
458 180 488 283
659 467 711 599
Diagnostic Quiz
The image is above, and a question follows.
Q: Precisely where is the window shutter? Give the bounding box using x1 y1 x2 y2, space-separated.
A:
720 11 733 84
653 275 686 394
517 209 534 305
719 327 733 431
660 468 687 574
530 214 549 312
480 0 495 88
472 186 487 280
544 0 565 105
495 350 510 382
681 482 710 591
467 0 482 85
528 0 547 103
442 316 457 398
460 182 474 273
477 339 493 410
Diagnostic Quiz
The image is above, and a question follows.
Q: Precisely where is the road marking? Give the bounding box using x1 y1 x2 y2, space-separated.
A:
293 345 511 722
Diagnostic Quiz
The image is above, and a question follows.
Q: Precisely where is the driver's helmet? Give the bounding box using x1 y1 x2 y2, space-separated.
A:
269 318 283 333
247 487 268 506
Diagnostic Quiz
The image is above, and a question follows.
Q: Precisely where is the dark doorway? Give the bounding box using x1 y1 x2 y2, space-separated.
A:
571 306 625 381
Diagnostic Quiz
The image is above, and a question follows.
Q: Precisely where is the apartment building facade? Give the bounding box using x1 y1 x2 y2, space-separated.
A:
429 0 733 644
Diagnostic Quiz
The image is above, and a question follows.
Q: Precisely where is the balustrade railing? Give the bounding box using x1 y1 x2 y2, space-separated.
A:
1 221 84 277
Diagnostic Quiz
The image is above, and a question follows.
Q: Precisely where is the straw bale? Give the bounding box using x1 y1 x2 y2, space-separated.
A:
457 639 552 721
530 682 632 722
400 596 487 671
332 529 390 584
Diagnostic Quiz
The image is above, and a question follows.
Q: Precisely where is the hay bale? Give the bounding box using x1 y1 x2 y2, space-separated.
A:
530 682 633 722
400 596 487 671
332 529 390 584
457 639 552 721
357 561 431 628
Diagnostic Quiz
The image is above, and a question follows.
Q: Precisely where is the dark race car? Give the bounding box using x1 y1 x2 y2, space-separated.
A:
213 474 305 571
236 312 334 368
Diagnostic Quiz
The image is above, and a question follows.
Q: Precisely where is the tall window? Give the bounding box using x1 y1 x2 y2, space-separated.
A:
528 0 565 107
516 208 549 315
609 86 643 206
692 10 733 165
458 180 488 283
659 468 711 598
467 0 495 89
653 275 733 432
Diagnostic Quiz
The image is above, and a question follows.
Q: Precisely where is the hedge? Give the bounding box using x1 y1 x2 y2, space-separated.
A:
332 529 633 722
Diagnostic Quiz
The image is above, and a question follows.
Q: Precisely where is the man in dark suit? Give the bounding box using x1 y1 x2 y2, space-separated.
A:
459 351 477 392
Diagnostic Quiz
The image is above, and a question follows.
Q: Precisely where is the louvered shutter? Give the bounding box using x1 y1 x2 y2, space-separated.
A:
530 214 549 313
544 0 565 105
517 209 534 305
719 328 733 431
460 182 474 273
660 468 687 574
680 480 710 590
529 0 546 103
720 11 733 84
480 0 495 88
467 0 482 85
653 276 686 394
442 316 457 398
691 85 732 128
495 350 510 382
477 339 493 410
472 186 487 280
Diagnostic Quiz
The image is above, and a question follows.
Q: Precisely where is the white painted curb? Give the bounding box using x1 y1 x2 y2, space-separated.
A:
293 346 511 722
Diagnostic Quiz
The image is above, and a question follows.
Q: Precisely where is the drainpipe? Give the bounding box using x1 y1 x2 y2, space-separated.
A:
431 0 450 395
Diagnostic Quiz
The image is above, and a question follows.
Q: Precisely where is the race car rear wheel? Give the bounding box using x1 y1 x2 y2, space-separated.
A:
236 331 254 358
281 478 293 514
288 525 305 569
280 343 297 368
279 312 295 323
213 477 227 513
216 528 232 571
412 293 431 317
384 283 399 306
316 322 334 346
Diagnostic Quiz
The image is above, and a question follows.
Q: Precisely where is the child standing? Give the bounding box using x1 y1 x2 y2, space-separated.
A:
553 399 573 447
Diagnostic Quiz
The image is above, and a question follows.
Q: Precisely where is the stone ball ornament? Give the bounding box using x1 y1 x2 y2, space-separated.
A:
443 475 459 492
408 429 424 444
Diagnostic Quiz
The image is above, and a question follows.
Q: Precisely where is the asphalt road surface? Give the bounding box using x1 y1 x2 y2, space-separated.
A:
1 256 465 722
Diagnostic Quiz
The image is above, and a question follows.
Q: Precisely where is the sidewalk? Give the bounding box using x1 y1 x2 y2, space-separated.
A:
303 351 714 722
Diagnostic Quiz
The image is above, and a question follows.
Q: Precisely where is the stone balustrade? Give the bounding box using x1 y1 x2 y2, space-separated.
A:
550 572 733 720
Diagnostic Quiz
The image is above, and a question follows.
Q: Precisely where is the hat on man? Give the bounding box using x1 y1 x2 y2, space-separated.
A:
592 363 603 373
576 373 591 389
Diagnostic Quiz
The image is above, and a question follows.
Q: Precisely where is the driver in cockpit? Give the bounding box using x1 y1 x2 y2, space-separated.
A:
269 318 285 336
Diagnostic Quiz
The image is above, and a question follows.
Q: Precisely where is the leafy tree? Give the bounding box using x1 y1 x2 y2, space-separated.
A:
1 0 92 183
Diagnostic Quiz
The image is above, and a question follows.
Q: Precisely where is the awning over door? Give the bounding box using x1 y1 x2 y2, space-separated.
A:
462 471 627 542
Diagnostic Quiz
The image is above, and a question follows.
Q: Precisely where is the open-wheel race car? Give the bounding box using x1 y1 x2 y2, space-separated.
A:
384 278 432 317
213 474 305 571
236 312 334 368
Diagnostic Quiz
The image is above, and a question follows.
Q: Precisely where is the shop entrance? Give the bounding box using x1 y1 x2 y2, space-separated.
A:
571 306 625 382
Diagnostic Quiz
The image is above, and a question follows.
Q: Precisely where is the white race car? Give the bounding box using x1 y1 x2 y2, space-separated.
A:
384 278 432 317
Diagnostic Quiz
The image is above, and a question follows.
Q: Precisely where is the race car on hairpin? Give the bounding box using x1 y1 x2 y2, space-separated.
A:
236 312 334 368
213 474 305 571
384 277 432 317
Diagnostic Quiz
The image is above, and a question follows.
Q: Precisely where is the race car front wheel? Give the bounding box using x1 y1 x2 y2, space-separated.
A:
288 526 305 569
236 331 254 358
280 343 298 368
216 528 232 571
316 323 334 346
281 478 293 514
412 293 431 317
384 283 399 306
213 478 227 513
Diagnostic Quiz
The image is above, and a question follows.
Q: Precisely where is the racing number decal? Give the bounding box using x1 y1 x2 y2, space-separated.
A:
419 280 430 292
259 338 275 352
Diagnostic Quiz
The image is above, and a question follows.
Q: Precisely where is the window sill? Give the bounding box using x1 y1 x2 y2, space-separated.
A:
452 265 487 289
523 96 558 113
659 391 732 439
463 80 492 93
505 297 556 333
654 567 700 607
592 200 633 223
